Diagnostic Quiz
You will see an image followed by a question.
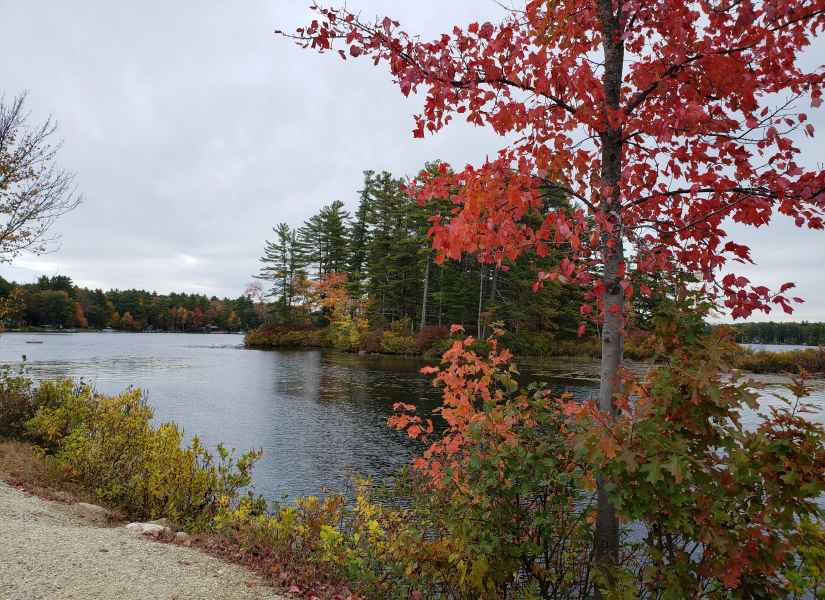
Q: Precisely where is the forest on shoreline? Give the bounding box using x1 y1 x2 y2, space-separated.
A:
246 168 588 355
728 321 825 346
245 168 825 358
0 274 264 333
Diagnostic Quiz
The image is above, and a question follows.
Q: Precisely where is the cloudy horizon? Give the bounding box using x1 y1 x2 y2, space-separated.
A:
1 1 823 322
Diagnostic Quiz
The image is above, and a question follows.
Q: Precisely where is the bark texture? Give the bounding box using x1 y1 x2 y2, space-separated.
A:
420 251 430 332
595 0 625 578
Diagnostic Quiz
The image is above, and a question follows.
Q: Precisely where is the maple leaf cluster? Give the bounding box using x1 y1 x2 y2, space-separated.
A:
285 0 825 321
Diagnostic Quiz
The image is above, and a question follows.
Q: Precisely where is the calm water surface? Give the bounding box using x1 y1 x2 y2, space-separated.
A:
0 332 821 501
742 343 820 352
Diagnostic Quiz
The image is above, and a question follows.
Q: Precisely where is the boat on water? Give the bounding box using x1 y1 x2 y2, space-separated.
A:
25 340 44 344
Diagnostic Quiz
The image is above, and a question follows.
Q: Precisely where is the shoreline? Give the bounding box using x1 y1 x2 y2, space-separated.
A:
2 328 244 335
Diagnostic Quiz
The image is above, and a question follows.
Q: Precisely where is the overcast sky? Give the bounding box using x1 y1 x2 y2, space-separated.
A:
0 1 822 322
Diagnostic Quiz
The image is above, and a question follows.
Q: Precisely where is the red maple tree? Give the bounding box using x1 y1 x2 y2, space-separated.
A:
281 0 825 568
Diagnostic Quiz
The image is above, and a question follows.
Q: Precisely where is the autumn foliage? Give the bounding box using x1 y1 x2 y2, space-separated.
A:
389 301 825 598
283 0 825 579
285 1 824 319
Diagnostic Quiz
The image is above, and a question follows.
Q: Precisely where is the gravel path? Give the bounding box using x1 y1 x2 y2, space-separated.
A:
0 481 286 600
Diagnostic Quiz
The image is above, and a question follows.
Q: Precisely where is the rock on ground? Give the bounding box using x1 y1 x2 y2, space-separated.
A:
0 481 285 600
125 521 171 538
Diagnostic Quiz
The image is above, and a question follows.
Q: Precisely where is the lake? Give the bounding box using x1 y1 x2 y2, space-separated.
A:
742 343 819 352
1 332 822 502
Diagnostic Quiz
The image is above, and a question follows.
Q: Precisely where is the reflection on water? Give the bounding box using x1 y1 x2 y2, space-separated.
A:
0 332 822 501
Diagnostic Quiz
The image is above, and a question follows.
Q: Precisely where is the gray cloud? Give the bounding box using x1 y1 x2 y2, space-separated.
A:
0 1 822 321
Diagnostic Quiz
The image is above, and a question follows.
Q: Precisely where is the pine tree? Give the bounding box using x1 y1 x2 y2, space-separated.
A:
346 171 374 299
319 200 350 274
255 223 303 321
297 213 324 280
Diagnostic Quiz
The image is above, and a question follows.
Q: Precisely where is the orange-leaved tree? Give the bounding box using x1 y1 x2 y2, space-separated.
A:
312 272 369 350
280 0 825 571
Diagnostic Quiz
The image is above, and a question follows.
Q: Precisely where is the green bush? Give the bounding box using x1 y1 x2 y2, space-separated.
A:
577 302 825 597
25 379 261 530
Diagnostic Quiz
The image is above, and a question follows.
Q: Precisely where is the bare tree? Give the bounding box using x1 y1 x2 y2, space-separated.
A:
0 92 81 261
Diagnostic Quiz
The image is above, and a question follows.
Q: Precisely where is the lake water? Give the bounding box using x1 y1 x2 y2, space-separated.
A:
0 332 822 502
742 343 818 352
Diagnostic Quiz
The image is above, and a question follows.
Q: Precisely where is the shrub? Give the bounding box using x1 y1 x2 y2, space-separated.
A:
386 318 413 335
390 306 825 599
623 330 658 360
414 325 450 354
570 301 825 597
0 368 35 438
328 319 361 352
244 325 327 349
502 330 560 356
389 334 596 598
379 330 417 355
359 330 383 354
733 345 825 374
547 337 601 357
243 325 280 348
26 379 98 446
25 379 261 530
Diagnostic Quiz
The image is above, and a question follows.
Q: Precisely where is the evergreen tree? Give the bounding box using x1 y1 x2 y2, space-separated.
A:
297 213 325 280
297 200 351 280
346 171 374 299
255 223 302 319
319 200 350 275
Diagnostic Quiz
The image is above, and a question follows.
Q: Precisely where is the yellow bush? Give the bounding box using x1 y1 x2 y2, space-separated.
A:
26 379 261 530
329 317 362 352
379 330 417 354
25 379 98 445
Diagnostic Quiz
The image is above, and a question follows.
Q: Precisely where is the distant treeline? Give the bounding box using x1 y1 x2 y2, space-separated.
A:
727 321 825 346
0 275 264 332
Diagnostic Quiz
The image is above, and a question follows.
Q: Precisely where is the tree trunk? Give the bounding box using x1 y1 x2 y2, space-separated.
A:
595 0 625 585
488 264 499 304
477 263 485 338
420 251 431 332
437 266 443 327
